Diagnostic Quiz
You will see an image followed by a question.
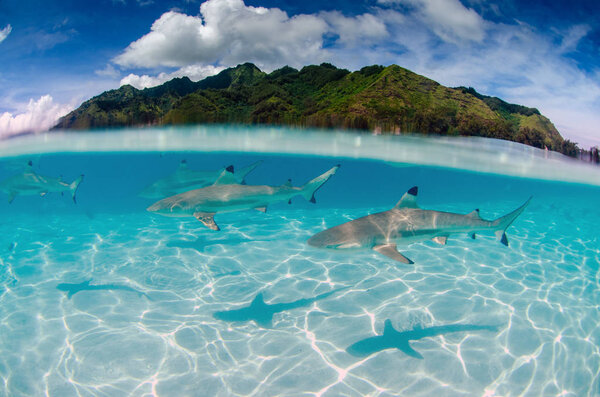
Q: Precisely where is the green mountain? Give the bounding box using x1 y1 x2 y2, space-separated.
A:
54 63 578 156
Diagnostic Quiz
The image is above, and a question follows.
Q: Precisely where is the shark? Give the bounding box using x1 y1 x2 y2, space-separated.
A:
56 279 149 299
346 319 500 359
0 161 84 204
213 286 349 328
308 186 531 264
147 165 340 230
139 160 262 199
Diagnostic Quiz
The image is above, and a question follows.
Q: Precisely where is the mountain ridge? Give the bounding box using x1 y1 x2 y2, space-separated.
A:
54 63 578 156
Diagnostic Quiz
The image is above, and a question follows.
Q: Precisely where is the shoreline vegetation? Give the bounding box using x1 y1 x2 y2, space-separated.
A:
54 63 589 158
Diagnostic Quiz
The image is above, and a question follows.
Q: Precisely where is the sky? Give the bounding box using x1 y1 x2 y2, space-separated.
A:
0 0 599 147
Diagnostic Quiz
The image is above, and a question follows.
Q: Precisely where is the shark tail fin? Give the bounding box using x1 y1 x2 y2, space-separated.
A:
70 175 84 204
236 160 263 184
300 165 340 204
492 197 532 246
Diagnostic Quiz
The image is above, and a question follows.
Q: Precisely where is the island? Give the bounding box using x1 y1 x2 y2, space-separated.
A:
54 63 579 157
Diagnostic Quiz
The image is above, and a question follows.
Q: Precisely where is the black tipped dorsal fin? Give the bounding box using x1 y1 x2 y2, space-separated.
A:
282 179 292 187
394 186 419 209
225 165 234 173
467 208 481 219
179 159 188 168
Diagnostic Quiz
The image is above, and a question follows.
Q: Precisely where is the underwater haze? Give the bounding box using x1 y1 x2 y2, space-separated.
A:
0 126 599 396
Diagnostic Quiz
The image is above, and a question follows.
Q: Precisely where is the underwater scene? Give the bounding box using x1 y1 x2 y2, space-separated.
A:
0 127 599 396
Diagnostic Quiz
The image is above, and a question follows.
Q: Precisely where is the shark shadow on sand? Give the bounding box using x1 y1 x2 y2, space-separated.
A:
57 279 149 299
346 319 500 359
213 286 349 328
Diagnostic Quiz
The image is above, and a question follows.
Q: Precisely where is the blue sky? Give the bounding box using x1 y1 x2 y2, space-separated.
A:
0 0 599 147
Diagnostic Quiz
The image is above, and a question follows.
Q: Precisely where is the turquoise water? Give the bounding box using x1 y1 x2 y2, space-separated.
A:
0 127 599 396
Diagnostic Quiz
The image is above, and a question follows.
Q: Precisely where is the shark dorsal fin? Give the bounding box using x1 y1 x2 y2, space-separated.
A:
394 186 419 209
251 293 265 307
467 208 481 219
27 160 33 168
213 166 235 185
179 160 188 169
383 319 395 335
84 279 92 285
282 179 292 187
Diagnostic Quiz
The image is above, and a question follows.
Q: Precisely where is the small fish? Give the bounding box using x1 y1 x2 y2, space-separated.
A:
0 161 84 204
213 286 349 328
148 165 339 231
308 186 531 264
140 160 262 198
347 319 500 359
56 279 149 299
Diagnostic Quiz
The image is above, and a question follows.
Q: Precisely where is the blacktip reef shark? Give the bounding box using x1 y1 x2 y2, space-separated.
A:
147 165 340 230
56 279 149 299
0 161 84 204
308 186 531 264
213 286 349 328
346 319 500 359
139 160 262 198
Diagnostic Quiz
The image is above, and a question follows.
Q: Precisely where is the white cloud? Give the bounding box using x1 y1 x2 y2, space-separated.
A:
0 95 73 137
321 11 388 45
120 64 225 89
557 24 591 53
0 24 12 43
95 64 121 79
379 0 485 43
113 0 330 71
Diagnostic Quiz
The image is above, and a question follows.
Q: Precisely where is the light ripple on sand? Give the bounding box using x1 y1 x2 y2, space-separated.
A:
0 198 598 396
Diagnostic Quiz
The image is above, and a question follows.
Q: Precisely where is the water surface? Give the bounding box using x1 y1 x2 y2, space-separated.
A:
0 126 598 396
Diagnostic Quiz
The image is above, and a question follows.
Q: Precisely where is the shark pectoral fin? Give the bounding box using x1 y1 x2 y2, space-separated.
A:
432 236 448 245
8 192 16 204
373 244 414 264
193 212 220 231
400 341 424 359
67 291 75 299
254 206 267 213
